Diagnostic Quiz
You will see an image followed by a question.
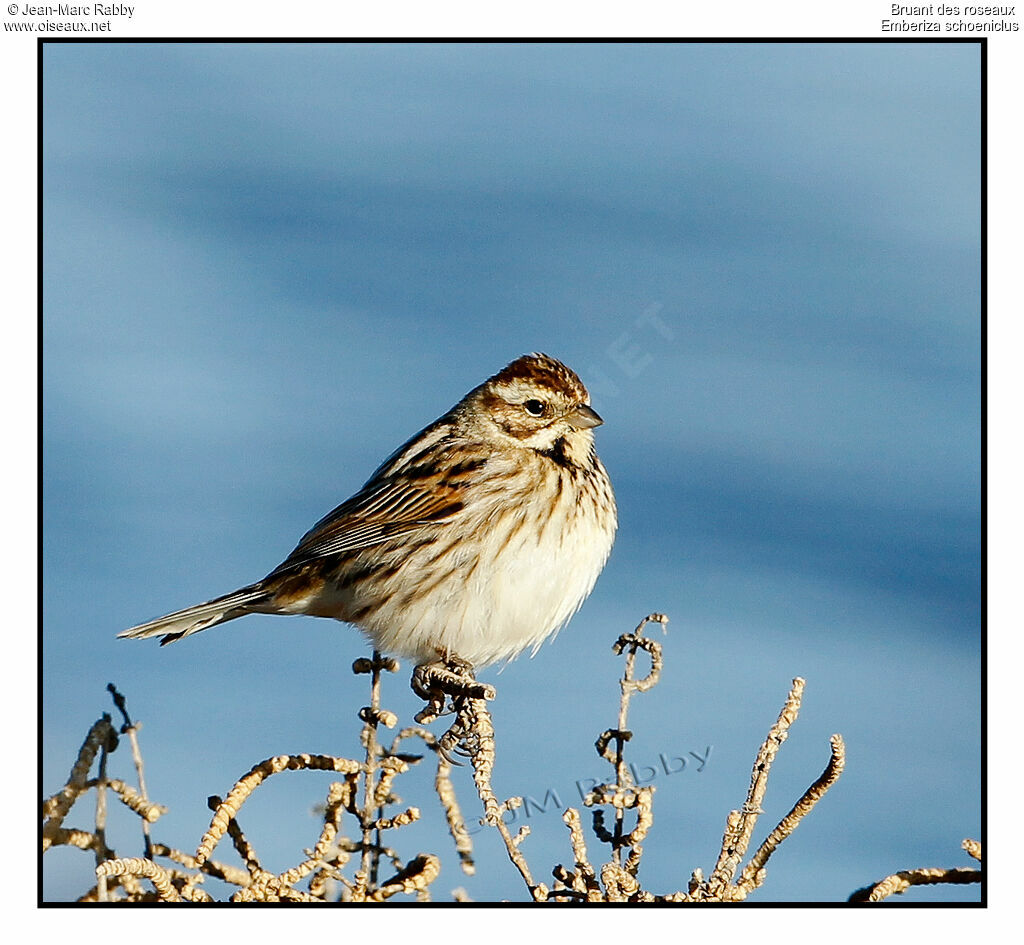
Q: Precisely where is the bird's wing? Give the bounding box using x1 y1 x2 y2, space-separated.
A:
267 475 466 575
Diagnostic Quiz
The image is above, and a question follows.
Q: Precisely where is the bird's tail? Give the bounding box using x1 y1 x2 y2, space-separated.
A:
119 584 269 646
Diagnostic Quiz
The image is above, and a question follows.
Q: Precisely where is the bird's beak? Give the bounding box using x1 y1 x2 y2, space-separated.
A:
566 404 604 429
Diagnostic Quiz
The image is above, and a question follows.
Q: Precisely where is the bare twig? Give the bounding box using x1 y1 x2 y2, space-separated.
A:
151 843 252 888
194 753 362 869
52 619 867 904
607 614 666 867
390 725 476 875
107 683 156 858
738 733 846 893
92 727 113 901
96 857 181 902
42 715 118 850
410 656 548 900
354 651 398 888
705 677 806 897
849 839 983 902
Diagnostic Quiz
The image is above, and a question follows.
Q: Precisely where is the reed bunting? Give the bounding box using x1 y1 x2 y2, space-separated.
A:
120 353 617 668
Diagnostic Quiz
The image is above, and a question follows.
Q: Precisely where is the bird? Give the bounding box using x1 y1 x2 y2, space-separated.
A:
120 353 617 669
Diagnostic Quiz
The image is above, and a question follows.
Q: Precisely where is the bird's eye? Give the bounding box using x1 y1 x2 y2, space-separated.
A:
524 399 546 417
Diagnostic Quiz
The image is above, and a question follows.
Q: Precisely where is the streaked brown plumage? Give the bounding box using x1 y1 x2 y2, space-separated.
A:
120 353 617 667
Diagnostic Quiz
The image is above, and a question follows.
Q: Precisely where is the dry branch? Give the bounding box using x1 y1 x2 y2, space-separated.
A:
47 613 974 904
848 839 983 902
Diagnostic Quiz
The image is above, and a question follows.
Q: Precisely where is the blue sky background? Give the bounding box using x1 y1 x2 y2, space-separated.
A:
42 41 981 903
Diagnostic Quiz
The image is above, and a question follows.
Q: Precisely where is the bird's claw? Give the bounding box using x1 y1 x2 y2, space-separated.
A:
411 654 495 762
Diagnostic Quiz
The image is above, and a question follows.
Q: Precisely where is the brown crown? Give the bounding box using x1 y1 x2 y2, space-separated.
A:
488 353 589 401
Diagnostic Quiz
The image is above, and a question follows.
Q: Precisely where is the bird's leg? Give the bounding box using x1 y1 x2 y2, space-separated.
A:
412 654 495 717
411 653 496 763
